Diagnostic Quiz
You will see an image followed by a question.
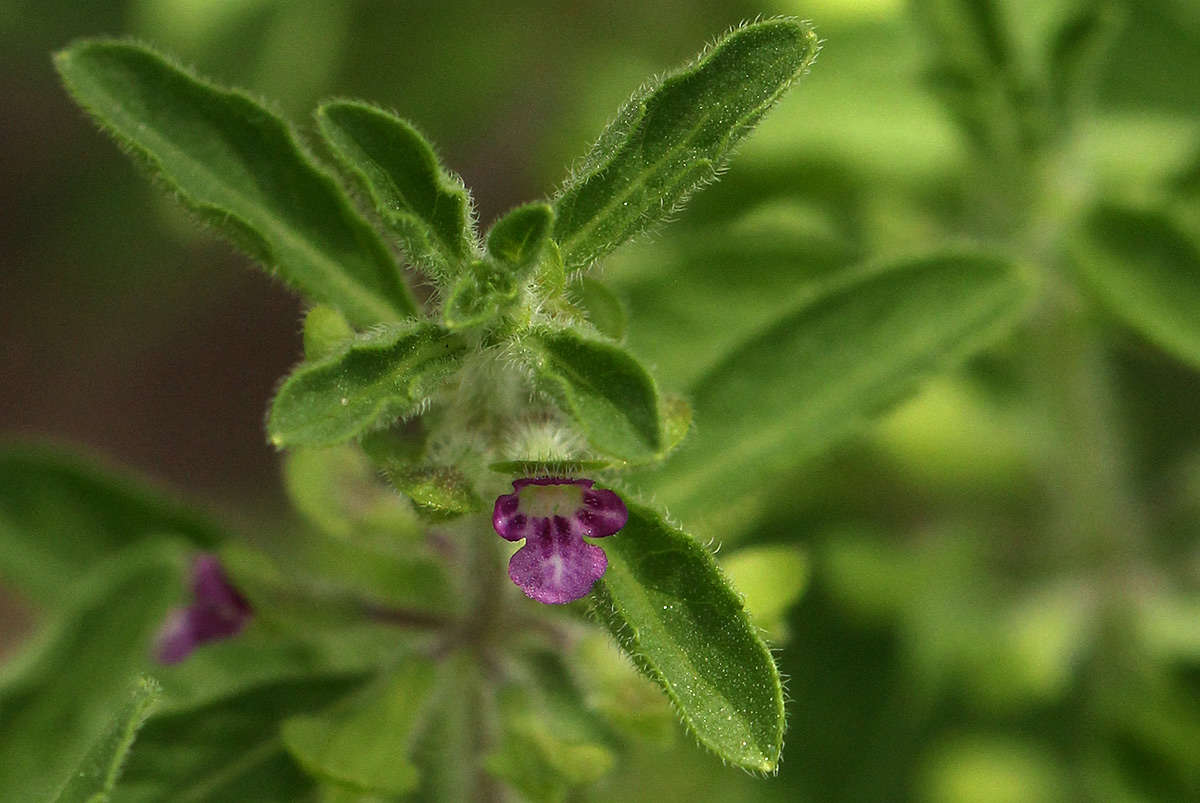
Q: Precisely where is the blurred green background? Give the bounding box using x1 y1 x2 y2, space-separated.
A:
2 0 1199 800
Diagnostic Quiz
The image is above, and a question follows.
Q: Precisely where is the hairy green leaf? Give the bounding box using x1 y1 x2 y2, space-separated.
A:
524 329 664 462
54 40 417 326
443 259 520 330
552 18 819 270
0 544 182 802
1074 204 1200 368
268 323 466 447
317 101 474 281
0 445 223 605
591 503 783 771
643 252 1032 530
282 659 436 796
115 674 368 802
52 676 161 803
487 202 554 272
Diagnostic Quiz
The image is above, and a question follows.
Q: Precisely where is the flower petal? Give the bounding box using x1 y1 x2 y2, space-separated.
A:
492 491 531 542
154 608 195 664
577 487 628 538
508 515 608 604
191 554 252 616
156 554 253 664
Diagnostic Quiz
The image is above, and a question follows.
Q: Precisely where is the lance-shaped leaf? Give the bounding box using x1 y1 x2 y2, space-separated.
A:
54 40 417 326
1074 204 1200 369
552 18 819 271
268 323 466 447
591 503 784 772
115 673 368 802
641 252 1032 530
51 676 161 803
523 329 664 462
487 202 554 272
0 445 224 606
317 101 474 282
0 543 182 801
281 658 437 796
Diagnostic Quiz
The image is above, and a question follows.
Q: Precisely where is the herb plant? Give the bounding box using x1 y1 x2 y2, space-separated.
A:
2 2 1197 801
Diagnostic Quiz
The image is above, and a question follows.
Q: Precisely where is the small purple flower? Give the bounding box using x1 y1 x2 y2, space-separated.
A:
493 478 628 604
156 554 253 664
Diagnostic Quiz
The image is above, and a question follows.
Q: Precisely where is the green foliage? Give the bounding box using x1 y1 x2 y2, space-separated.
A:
115 673 369 801
486 202 554 272
282 444 420 542
381 463 482 519
644 252 1032 529
1074 203 1200 369
443 259 520 330
523 329 664 462
0 544 182 802
39 6 1200 802
591 503 784 772
281 660 436 796
389 651 475 803
0 446 223 605
53 40 418 326
485 652 615 802
1047 1 1124 125
268 323 467 447
51 677 161 803
552 18 820 271
316 101 474 282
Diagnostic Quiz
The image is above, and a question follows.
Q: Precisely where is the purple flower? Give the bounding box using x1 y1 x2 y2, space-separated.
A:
492 478 628 604
156 554 253 664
